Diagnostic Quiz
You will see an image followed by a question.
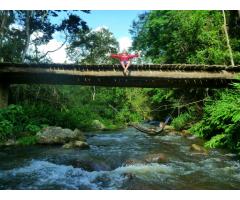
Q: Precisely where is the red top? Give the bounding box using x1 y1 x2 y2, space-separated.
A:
110 53 139 61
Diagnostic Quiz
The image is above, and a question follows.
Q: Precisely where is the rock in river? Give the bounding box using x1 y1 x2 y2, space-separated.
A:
125 154 168 165
91 120 106 130
36 126 86 145
190 143 208 154
62 141 89 149
3 139 17 146
144 153 168 163
124 159 145 166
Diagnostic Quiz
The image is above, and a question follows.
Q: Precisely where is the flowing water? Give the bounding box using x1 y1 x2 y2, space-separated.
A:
0 127 240 190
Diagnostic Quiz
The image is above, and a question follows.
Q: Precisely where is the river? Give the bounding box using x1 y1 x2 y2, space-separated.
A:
0 127 240 189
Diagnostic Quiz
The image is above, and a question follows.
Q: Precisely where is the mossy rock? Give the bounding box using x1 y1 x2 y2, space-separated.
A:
91 120 106 131
36 126 86 145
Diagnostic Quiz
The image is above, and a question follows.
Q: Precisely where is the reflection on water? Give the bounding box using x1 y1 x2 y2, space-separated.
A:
0 127 240 189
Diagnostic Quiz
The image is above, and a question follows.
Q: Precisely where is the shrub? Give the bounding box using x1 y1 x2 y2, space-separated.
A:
24 124 41 134
17 136 38 146
171 112 192 131
190 81 240 151
0 120 14 141
204 134 228 148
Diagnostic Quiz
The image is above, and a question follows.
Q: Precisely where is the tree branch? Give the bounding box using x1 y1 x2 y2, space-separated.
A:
38 33 68 61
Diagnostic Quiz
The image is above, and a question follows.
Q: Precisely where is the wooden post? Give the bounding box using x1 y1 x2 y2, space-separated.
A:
0 83 9 108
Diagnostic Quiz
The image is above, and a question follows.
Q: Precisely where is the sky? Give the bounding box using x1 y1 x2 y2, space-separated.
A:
82 11 144 39
42 10 146 63
82 10 145 51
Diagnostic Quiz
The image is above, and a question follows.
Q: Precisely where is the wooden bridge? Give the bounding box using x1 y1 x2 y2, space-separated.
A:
0 62 240 107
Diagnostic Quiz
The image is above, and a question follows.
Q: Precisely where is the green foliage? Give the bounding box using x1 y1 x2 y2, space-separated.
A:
24 124 41 134
131 10 240 152
0 120 13 141
0 105 27 136
204 134 228 149
0 11 90 63
17 135 38 146
67 27 119 64
190 82 240 151
171 112 192 131
189 120 208 137
8 84 151 132
131 10 240 65
0 105 43 142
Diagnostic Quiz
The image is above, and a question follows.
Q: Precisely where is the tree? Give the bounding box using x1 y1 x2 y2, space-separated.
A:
67 27 119 64
0 10 90 63
0 11 24 62
67 27 120 101
130 11 239 65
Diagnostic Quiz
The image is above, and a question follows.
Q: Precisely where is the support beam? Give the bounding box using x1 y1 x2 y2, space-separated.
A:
0 83 9 108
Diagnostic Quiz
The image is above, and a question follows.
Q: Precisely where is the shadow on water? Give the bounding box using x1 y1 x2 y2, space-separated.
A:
0 127 240 189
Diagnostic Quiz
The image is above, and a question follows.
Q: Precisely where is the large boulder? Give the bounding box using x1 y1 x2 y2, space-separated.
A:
62 140 89 149
91 120 106 130
36 127 86 145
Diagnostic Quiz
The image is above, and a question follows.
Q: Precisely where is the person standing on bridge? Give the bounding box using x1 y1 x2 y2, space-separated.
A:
110 50 141 75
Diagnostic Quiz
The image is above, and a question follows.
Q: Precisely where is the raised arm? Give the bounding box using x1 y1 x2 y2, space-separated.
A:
110 54 121 59
127 54 139 59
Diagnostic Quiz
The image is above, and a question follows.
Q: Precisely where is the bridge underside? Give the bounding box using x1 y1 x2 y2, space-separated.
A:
0 63 239 88
0 72 235 88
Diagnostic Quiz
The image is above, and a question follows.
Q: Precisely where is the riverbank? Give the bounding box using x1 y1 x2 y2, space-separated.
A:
0 122 192 145
0 104 126 147
1 101 239 156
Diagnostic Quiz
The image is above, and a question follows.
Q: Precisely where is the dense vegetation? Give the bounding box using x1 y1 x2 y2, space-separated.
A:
130 10 240 151
0 10 240 152
190 82 240 151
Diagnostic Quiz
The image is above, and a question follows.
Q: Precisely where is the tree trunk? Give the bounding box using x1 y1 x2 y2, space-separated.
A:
92 86 96 101
0 11 8 34
0 11 9 60
0 83 9 108
22 11 32 63
222 10 235 66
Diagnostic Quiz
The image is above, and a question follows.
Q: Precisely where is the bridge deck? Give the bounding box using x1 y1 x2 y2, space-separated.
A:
0 63 239 88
